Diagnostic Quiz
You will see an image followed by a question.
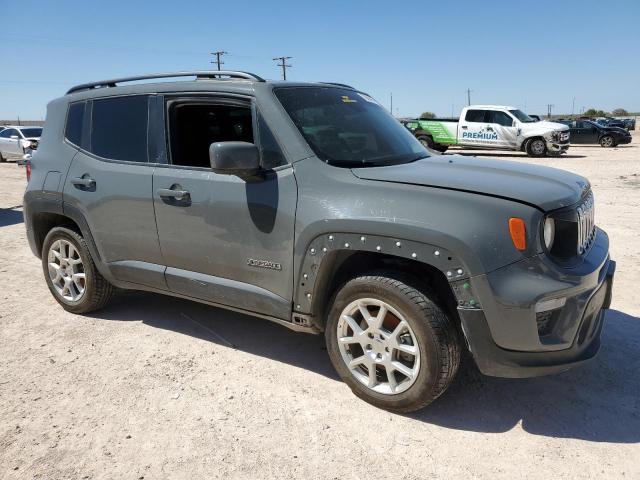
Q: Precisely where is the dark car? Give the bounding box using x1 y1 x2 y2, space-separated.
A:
558 119 632 147
621 118 636 130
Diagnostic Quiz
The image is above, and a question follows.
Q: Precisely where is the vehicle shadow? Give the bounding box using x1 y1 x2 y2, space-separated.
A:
90 293 639 443
0 206 24 227
449 151 587 159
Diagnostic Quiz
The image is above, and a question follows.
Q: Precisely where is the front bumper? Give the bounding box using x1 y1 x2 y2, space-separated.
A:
547 140 570 153
458 227 614 378
617 136 632 145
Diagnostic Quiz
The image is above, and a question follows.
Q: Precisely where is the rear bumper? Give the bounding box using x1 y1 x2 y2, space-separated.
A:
457 227 614 378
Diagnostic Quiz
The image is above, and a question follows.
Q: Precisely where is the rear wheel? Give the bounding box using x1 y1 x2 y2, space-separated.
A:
416 135 434 149
526 138 547 157
600 135 615 148
0 151 5 163
325 273 461 412
42 227 114 313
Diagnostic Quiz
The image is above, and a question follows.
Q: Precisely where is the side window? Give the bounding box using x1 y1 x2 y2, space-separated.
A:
487 111 514 127
0 128 17 138
465 109 486 122
168 102 253 168
90 95 149 162
65 102 85 146
257 112 286 169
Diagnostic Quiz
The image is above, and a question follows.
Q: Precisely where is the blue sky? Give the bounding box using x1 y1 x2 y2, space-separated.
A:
1 0 639 119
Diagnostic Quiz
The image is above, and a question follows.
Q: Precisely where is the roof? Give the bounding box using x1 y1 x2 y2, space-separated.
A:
467 105 517 110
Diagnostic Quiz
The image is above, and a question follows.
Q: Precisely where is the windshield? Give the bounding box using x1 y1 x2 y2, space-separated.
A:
19 127 42 138
274 87 428 167
508 109 535 123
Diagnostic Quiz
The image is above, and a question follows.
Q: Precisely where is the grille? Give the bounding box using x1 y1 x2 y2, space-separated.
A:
576 192 595 255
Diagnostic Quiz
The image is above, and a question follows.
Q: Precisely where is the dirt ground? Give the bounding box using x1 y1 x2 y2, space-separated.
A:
1 135 639 479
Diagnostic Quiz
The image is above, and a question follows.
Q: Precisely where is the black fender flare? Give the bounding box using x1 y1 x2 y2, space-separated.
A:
292 232 473 318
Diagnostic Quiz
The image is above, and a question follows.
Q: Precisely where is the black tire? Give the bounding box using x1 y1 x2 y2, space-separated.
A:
599 135 615 148
416 135 435 149
0 151 5 163
433 144 449 153
325 273 461 412
41 227 114 314
525 137 547 157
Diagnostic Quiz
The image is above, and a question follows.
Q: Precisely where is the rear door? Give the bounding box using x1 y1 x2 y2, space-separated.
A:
62 95 166 289
458 109 492 147
152 95 297 320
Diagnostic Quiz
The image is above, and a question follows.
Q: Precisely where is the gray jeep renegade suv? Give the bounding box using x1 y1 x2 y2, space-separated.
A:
24 71 615 412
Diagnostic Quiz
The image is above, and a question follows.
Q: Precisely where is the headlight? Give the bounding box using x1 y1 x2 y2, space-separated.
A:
543 217 555 250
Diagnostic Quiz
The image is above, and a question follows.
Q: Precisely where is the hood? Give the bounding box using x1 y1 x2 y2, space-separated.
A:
603 126 629 135
352 155 589 211
530 120 569 131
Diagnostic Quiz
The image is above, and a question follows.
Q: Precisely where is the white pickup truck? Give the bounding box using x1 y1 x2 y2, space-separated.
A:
403 105 570 157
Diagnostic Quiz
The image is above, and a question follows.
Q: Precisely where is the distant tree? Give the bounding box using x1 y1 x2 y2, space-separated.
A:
420 111 437 119
611 108 629 116
584 108 608 117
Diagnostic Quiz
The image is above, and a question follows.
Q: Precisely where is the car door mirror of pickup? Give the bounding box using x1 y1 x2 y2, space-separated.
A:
209 141 261 176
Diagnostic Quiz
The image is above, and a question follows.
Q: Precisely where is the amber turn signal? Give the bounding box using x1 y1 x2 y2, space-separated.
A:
508 217 526 251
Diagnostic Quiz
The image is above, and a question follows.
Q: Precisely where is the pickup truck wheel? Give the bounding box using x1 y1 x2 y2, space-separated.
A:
599 135 615 148
0 151 5 162
526 138 547 157
325 274 460 412
42 227 114 314
416 135 434 149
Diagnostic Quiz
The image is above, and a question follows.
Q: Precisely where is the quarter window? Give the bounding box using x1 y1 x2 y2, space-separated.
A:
65 102 85 146
90 95 149 162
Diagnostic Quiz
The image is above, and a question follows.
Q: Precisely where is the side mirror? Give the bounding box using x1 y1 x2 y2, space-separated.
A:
209 141 260 176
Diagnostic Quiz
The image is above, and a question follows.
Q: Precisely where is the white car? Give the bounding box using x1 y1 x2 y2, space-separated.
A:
0 126 42 162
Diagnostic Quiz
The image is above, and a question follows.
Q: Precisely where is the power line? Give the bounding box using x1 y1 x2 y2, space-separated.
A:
273 56 292 80
210 50 227 71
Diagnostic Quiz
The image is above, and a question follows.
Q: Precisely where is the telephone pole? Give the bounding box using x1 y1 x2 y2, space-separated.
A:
210 50 227 71
273 56 292 80
466 88 473 106
547 104 554 119
390 93 393 115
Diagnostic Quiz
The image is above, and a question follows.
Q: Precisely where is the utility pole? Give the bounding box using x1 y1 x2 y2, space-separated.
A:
273 56 292 80
547 104 554 119
390 93 393 115
466 88 473 106
210 50 227 71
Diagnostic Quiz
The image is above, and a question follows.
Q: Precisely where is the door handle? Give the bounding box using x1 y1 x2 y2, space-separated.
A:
461 125 468 129
157 188 190 201
71 176 96 188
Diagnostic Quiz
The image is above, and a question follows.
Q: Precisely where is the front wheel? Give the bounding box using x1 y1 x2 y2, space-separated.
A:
600 135 615 148
526 138 547 157
325 274 461 412
416 135 434 149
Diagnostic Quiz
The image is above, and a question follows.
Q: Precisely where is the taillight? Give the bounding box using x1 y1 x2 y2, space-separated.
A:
26 160 31 182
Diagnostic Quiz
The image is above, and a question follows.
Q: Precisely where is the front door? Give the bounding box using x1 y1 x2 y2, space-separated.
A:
62 95 165 289
152 96 297 320
486 110 518 149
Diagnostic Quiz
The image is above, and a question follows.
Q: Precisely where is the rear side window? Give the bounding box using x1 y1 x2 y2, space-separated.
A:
90 95 148 162
465 109 486 122
65 102 85 146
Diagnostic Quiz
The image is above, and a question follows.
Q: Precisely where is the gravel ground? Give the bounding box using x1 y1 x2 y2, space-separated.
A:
0 136 639 479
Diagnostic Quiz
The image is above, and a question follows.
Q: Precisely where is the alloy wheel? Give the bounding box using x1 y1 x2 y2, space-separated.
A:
47 239 86 301
337 298 420 395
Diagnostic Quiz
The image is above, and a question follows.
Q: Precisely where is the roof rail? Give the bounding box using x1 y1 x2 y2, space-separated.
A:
66 71 265 95
321 82 355 90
